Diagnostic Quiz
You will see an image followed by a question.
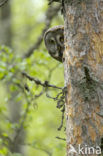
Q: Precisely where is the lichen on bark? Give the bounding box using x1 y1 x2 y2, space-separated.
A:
63 0 103 155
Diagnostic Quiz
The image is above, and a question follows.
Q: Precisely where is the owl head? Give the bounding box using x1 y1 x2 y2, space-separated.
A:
44 25 64 62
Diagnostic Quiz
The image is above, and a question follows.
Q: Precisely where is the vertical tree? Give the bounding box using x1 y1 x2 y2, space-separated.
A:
0 2 25 155
0 1 12 46
63 0 103 155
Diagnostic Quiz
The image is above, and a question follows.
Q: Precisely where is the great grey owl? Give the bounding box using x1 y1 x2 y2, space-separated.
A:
44 25 64 62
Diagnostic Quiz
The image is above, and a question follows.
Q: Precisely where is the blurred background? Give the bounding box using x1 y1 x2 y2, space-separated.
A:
0 0 65 155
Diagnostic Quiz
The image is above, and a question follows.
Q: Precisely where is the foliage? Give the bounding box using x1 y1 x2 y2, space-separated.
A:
0 0 65 155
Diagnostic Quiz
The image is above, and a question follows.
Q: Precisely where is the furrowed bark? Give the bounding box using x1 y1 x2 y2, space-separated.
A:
63 0 103 155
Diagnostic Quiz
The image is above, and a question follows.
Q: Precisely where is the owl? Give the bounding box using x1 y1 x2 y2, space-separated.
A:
48 0 62 5
44 25 64 62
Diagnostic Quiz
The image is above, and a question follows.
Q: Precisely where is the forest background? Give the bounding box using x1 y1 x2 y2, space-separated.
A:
0 0 66 155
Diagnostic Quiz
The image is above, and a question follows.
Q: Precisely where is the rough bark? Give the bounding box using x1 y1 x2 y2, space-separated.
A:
63 0 103 155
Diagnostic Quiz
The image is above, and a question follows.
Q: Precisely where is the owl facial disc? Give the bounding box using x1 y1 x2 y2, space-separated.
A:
44 25 64 62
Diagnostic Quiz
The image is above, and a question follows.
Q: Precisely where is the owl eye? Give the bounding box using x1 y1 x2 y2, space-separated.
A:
49 38 55 44
60 36 64 43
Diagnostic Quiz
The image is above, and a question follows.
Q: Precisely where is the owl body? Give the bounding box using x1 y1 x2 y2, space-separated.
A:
44 25 64 62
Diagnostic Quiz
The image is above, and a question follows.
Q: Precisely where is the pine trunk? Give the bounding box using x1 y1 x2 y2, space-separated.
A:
63 0 103 155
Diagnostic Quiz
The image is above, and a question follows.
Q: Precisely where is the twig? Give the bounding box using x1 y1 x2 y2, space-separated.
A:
22 72 62 90
58 105 65 131
23 5 61 58
46 87 67 131
34 89 44 98
56 136 66 141
12 80 46 144
46 91 62 101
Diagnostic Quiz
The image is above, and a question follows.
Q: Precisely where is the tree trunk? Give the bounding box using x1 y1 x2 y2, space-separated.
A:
0 2 25 155
0 2 12 46
63 0 103 155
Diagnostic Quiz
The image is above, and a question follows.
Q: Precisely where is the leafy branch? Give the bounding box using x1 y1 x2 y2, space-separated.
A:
22 71 67 131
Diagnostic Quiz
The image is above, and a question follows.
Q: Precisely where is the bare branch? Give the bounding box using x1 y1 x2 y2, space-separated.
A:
22 72 62 90
58 105 65 131
56 136 66 141
0 0 8 7
46 87 67 131
23 5 61 58
10 81 45 148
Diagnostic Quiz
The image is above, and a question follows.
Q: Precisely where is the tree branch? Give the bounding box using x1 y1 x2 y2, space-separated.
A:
22 72 62 90
56 136 66 141
0 0 8 7
23 4 61 58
